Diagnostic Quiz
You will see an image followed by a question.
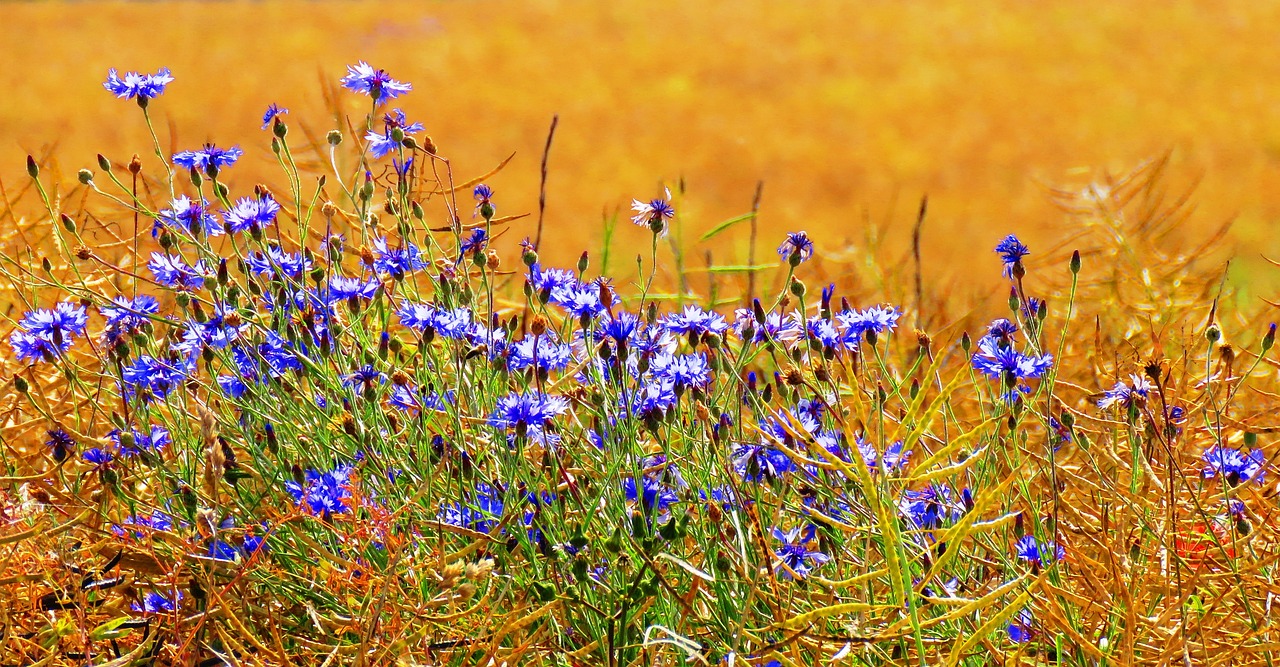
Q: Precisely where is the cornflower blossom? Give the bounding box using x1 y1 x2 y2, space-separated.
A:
650 352 712 389
508 335 575 373
490 393 570 435
108 425 171 456
595 312 640 346
224 194 281 233
101 295 159 332
1203 446 1266 485
733 442 797 482
661 305 729 339
132 591 182 614
103 67 174 100
245 246 310 280
155 196 223 237
806 316 843 351
113 511 173 539
1097 374 1153 410
368 237 426 277
995 234 1031 278
340 61 412 105
558 282 609 319
857 438 911 474
623 476 681 522
836 305 902 346
733 308 803 345
285 466 354 518
388 384 450 415
364 109 424 158
777 231 815 265
82 448 114 467
45 429 75 462
172 144 243 173
526 264 578 301
630 188 675 235
325 276 380 302
10 302 89 362
438 482 507 534
121 355 190 402
473 183 495 218
397 303 473 339
899 484 963 530
1007 608 1035 643
1015 534 1064 568
772 525 830 580
627 380 678 420
261 103 288 129
343 365 386 393
458 228 489 258
970 332 1053 401
147 253 207 290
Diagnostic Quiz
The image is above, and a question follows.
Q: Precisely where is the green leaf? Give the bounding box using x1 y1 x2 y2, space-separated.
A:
699 212 756 241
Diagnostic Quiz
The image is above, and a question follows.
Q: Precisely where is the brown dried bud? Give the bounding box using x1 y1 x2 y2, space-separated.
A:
321 201 340 218
75 246 92 261
784 367 804 386
485 250 500 270
223 310 242 329
359 245 376 266
530 316 548 337
128 155 142 175
391 371 411 386
421 135 437 154
254 184 275 200
915 329 932 353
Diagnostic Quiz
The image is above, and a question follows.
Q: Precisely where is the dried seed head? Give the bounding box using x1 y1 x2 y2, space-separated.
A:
530 316 548 337
466 558 495 581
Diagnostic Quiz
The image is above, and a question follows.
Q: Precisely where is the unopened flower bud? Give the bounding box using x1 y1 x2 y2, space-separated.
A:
25 155 38 178
77 169 94 185
97 154 111 172
327 130 343 146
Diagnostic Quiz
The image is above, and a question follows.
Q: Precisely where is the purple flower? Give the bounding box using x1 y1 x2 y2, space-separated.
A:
147 252 207 290
45 428 76 462
777 231 815 264
132 590 182 614
20 302 89 341
661 305 729 339
995 234 1030 278
490 392 569 434
971 336 1053 386
651 352 711 389
1015 534 1064 567
733 308 803 345
1097 374 1153 410
508 335 575 373
630 188 675 235
899 484 963 530
326 276 380 302
458 228 489 258
172 144 243 173
343 365 386 392
1008 608 1034 643
1203 446 1266 485
224 194 281 234
364 108 424 158
733 442 796 482
772 525 830 580
368 237 426 277
82 448 114 466
473 183 495 217
121 355 191 402
103 67 174 100
340 61 412 105
156 196 223 237
245 245 310 280
285 466 354 517
261 103 289 129
836 305 901 345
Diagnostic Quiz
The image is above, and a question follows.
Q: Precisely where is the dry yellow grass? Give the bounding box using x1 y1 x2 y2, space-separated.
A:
2 0 1279 291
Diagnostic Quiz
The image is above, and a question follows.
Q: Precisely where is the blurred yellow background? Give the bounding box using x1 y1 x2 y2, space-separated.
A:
2 0 1279 294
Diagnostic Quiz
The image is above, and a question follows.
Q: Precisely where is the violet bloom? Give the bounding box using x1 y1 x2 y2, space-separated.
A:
772 525 830 580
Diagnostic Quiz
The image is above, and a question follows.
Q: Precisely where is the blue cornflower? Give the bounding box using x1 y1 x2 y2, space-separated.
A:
777 231 815 265
155 196 223 237
147 252 207 290
10 330 66 363
995 234 1031 279
82 447 114 466
596 312 640 345
207 540 240 562
733 442 797 482
836 305 901 346
1015 534 1064 567
285 466 354 518
388 384 450 414
343 365 386 393
458 228 488 259
661 305 729 339
368 237 426 277
1097 374 1152 410
364 109 424 158
438 482 507 534
113 510 173 538
970 336 1053 384
172 144 243 173
261 103 289 129
397 303 473 338
473 183 495 218
245 245 310 279
393 157 414 178
1007 608 1035 643
985 318 1019 341
631 188 675 235
508 335 575 373
490 392 569 434
109 424 171 456
101 295 159 332
132 590 182 614
805 316 842 350
733 307 803 345
558 281 610 320
526 264 578 300
326 276 380 302
20 302 89 342
651 352 712 389
121 355 189 401
627 380 678 420
1203 446 1266 485
856 438 911 474
623 476 680 520
899 485 963 530
103 67 174 101
224 194 280 234
772 525 830 580
340 61 412 105
45 428 76 462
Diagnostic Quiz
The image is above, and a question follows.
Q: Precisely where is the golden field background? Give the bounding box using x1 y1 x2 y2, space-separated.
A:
2 0 1280 298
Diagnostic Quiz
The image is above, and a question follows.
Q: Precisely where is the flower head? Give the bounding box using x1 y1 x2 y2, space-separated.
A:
490 392 569 435
104 67 174 101
1203 446 1266 485
172 144 242 173
995 234 1030 278
224 194 280 234
156 196 223 237
285 466 354 517
1015 534 1064 567
1097 374 1153 411
777 231 815 265
261 103 288 129
364 109 424 158
771 525 830 580
340 61 412 105
630 188 675 235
